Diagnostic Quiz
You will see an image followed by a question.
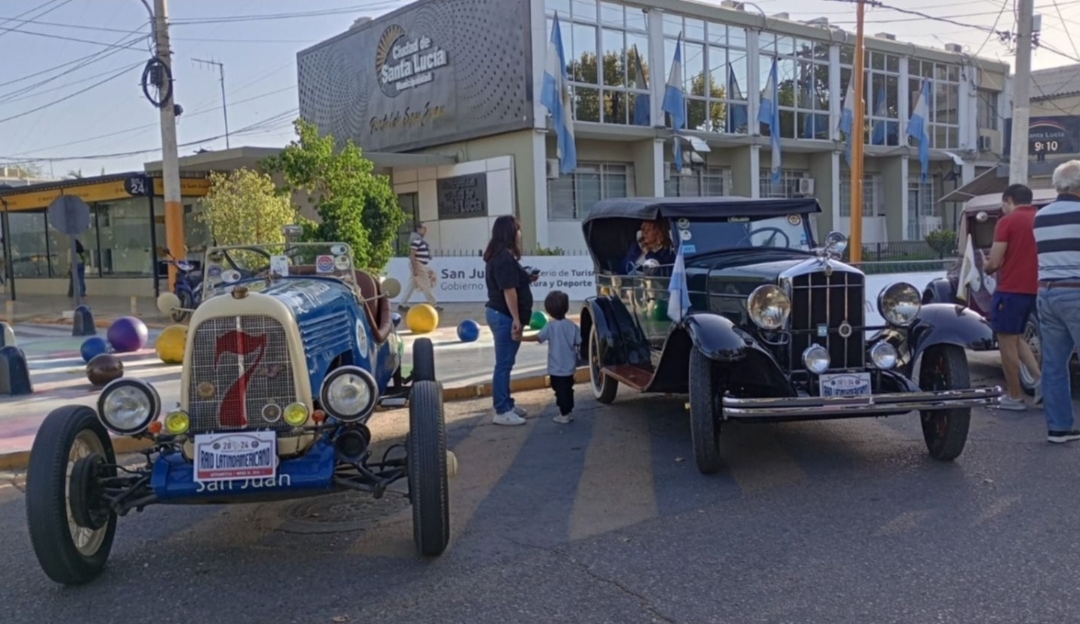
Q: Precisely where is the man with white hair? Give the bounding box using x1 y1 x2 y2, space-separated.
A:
1033 159 1080 443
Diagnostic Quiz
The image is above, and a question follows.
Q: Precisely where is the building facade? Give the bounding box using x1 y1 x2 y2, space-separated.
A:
311 0 1007 253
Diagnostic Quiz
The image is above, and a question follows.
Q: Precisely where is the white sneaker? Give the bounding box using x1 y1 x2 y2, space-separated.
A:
995 396 1027 411
512 405 528 418
1034 380 1043 407
493 411 526 426
553 413 573 424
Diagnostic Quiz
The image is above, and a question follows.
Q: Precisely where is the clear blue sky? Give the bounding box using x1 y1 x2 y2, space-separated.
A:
0 0 1075 178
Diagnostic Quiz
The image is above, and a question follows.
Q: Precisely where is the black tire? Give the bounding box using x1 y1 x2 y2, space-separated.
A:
171 289 193 323
1019 316 1040 397
411 338 435 383
25 405 117 585
689 348 723 475
918 345 972 461
588 324 618 404
407 380 450 557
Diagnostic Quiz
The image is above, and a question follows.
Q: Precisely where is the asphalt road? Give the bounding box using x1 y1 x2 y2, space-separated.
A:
0 353 1072 624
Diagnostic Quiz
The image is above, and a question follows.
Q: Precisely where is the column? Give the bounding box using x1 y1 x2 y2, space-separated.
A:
829 44 841 140
898 57 910 144
808 151 839 238
632 139 665 197
531 130 550 249
958 62 974 151
648 7 665 128
882 155 907 243
730 146 759 198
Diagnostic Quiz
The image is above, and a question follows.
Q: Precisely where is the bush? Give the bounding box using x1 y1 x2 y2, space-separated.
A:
925 229 957 259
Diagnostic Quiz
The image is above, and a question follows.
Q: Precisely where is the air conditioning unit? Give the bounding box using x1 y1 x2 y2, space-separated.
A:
944 43 963 53
545 158 560 179
977 135 993 152
798 177 815 196
720 0 745 10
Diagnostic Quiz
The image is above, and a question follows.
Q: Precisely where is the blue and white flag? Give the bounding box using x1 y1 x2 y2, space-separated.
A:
632 44 650 126
540 13 577 175
839 76 855 166
662 33 686 170
726 64 747 134
667 243 691 323
907 78 931 182
757 57 781 184
870 85 887 145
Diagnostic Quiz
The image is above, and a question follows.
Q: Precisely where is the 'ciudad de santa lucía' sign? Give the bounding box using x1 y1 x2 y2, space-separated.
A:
376 25 449 98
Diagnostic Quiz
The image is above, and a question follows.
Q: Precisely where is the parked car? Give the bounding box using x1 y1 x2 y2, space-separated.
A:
921 189 1076 394
579 196 1002 475
25 236 453 586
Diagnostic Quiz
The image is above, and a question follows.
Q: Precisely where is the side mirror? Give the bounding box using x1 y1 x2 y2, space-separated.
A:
381 277 401 299
823 231 848 258
157 292 182 316
282 224 303 243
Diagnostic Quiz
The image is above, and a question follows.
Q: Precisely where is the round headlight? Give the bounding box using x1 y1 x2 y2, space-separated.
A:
164 410 189 435
747 284 791 330
320 366 378 423
878 282 921 326
283 402 310 427
870 342 898 369
96 378 161 435
802 344 831 374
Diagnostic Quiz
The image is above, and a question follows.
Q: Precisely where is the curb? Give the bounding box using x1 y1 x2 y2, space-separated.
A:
0 368 591 473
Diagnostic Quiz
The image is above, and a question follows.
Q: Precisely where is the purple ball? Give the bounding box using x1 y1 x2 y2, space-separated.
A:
107 316 148 353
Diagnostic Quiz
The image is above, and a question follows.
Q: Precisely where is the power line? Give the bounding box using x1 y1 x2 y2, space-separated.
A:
0 0 73 40
0 64 143 126
821 0 1005 32
973 0 1011 56
0 61 145 107
0 29 147 90
0 23 150 49
1050 0 1080 62
169 2 404 25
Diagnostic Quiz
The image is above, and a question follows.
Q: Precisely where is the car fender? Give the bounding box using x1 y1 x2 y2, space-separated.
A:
682 313 749 362
581 296 650 368
906 303 995 372
922 277 955 305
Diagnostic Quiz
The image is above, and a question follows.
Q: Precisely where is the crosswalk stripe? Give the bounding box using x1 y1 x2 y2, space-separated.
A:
568 411 658 542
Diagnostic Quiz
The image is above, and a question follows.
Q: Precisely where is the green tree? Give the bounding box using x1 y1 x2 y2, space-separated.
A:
197 168 296 247
264 119 404 271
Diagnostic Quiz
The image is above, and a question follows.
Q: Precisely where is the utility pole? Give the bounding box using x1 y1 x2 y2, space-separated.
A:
1009 0 1034 185
144 0 184 291
849 0 866 264
193 58 230 148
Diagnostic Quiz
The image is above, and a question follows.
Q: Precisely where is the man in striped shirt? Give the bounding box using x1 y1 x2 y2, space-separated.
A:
398 222 441 312
1033 160 1080 443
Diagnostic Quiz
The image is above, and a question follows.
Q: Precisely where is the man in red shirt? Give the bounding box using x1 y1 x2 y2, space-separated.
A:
983 183 1041 410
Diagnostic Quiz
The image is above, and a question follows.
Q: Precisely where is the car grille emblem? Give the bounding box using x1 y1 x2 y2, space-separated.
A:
838 321 853 338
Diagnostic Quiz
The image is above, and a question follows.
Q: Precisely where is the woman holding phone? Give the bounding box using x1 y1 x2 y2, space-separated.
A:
483 215 538 426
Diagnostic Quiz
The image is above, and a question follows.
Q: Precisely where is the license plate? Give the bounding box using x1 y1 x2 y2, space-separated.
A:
194 431 277 484
819 372 872 398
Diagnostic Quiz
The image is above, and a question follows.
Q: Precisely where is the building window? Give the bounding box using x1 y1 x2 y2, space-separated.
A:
7 211 49 278
662 14 749 134
548 162 633 220
545 0 650 125
839 48 900 146
664 166 732 197
394 192 420 257
907 178 937 239
759 34 831 140
908 59 960 150
98 198 157 277
977 89 998 131
759 168 811 198
839 173 884 217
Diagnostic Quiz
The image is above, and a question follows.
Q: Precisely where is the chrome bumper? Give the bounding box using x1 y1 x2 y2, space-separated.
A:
721 386 1003 419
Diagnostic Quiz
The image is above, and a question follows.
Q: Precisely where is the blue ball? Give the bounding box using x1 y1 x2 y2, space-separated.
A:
80 336 110 363
457 319 480 343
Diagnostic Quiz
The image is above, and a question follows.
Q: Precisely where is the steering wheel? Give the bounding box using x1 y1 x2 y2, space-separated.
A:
220 246 274 280
736 226 791 249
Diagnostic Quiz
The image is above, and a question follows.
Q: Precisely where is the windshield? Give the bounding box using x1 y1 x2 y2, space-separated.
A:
675 214 814 256
201 242 359 299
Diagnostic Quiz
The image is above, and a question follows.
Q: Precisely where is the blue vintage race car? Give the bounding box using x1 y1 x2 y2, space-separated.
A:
24 235 453 586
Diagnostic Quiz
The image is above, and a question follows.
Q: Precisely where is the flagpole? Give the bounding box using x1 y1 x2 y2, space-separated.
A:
849 0 866 264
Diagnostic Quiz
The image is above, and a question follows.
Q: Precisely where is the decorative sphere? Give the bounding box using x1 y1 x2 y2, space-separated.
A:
80 336 110 363
107 316 149 353
456 319 481 342
406 304 439 334
391 312 402 328
529 310 548 330
155 325 187 364
86 353 123 387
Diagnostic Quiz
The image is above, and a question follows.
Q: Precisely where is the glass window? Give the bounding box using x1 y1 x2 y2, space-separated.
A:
761 34 830 140
664 167 732 197
665 17 748 134
759 169 812 198
97 197 156 277
7 212 49 278
977 89 998 130
907 59 960 150
548 162 632 220
394 193 419 257
840 173 884 217
840 47 901 146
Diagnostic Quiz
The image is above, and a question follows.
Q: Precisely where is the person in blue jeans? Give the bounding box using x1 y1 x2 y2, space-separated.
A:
482 215 538 426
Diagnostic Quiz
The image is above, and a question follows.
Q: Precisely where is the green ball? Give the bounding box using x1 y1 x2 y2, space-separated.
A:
529 310 548 330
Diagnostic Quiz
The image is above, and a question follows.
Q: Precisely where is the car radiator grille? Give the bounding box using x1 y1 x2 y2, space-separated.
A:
187 315 297 434
789 271 866 371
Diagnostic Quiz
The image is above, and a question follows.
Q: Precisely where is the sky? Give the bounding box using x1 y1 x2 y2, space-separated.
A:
0 0 1076 178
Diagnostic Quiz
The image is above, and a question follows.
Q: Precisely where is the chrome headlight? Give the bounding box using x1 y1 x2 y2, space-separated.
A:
747 284 791 330
870 342 898 369
877 282 921 326
320 366 378 423
96 378 161 435
802 344 831 374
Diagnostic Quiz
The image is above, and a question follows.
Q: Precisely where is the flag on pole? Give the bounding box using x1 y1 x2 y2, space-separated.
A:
757 57 781 184
870 85 887 145
540 13 577 175
839 76 856 166
955 234 981 303
662 33 686 170
726 64 747 133
907 78 931 182
632 44 650 126
667 243 691 322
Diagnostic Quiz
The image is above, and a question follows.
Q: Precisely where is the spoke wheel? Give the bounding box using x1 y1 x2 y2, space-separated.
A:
918 345 971 462
588 324 618 404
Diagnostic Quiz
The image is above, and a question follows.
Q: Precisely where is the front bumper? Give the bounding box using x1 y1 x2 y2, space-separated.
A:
721 386 1002 420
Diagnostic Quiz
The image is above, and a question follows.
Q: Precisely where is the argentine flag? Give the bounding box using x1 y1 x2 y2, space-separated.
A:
838 76 855 166
540 13 577 175
758 57 781 184
907 79 931 182
661 33 686 170
667 243 691 323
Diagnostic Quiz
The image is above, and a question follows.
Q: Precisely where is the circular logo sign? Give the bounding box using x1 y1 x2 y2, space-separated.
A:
207 265 222 280
334 255 351 271
222 270 242 283
315 255 335 273
787 215 802 226
676 218 690 230
330 244 347 256
376 25 407 98
679 229 692 241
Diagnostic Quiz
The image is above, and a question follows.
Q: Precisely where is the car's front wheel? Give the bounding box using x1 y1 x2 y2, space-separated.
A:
411 338 436 383
918 345 972 461
588 324 618 404
26 405 118 585
688 348 723 475
1020 316 1040 396
170 289 193 323
407 380 450 557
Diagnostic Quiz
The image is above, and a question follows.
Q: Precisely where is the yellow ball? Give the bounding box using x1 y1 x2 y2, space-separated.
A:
155 324 187 364
406 304 439 334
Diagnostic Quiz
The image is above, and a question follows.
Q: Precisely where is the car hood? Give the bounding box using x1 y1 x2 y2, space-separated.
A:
686 250 818 281
208 277 357 317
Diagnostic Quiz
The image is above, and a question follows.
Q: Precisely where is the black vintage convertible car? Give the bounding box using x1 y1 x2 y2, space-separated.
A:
579 196 1002 474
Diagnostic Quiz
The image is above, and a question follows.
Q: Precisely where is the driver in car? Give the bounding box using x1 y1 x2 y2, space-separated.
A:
621 219 676 274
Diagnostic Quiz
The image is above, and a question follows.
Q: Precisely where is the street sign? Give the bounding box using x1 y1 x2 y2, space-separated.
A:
46 195 91 310
124 174 150 197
